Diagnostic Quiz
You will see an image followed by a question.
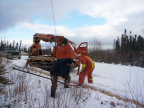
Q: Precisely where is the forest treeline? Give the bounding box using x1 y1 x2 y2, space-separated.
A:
0 39 27 52
89 29 144 67
0 29 144 67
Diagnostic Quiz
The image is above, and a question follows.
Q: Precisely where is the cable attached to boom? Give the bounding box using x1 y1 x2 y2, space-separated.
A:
51 0 57 35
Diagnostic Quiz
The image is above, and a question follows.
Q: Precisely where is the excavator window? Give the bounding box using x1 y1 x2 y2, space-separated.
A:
62 38 68 46
34 37 40 43
69 43 75 51
80 43 87 47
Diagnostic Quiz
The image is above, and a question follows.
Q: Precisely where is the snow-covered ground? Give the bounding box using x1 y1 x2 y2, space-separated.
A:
1 56 144 108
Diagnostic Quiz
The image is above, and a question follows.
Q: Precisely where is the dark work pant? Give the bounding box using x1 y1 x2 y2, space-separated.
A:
51 76 58 97
51 75 71 97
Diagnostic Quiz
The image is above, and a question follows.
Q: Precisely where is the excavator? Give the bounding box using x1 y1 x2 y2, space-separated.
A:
26 33 88 73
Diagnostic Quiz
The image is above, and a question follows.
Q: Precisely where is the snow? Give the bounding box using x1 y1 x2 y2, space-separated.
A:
1 56 144 108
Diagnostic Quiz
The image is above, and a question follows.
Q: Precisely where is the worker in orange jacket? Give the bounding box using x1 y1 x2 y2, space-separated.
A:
77 54 95 86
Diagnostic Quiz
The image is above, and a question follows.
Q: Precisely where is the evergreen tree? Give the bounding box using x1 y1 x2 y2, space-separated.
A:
137 35 143 51
115 37 120 52
16 42 18 50
132 35 137 51
9 43 12 48
113 29 144 66
13 40 15 48
19 40 22 51
129 31 133 49
121 34 127 53
0 37 5 51
126 35 129 53
6 41 9 48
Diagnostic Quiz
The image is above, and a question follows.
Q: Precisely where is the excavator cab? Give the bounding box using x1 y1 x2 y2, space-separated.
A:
55 42 77 59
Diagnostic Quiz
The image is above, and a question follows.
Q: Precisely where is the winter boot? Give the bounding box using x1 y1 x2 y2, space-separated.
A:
64 80 69 88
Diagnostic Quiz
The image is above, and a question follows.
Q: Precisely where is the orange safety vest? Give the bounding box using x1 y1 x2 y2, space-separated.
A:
78 55 95 70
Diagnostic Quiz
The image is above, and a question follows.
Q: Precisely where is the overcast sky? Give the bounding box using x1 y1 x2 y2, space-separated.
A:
0 0 144 49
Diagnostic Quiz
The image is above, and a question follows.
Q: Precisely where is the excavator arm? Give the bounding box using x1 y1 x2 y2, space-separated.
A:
33 33 77 51
33 33 55 43
33 33 68 45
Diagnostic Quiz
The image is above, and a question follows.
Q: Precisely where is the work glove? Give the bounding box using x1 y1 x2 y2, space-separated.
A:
80 68 84 73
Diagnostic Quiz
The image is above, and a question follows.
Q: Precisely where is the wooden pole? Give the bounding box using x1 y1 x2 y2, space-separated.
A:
13 67 78 87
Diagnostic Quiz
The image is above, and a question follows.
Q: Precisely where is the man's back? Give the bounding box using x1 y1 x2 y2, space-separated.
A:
50 59 70 76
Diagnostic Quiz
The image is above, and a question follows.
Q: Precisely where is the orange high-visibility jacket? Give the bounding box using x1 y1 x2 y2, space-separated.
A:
78 55 94 71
